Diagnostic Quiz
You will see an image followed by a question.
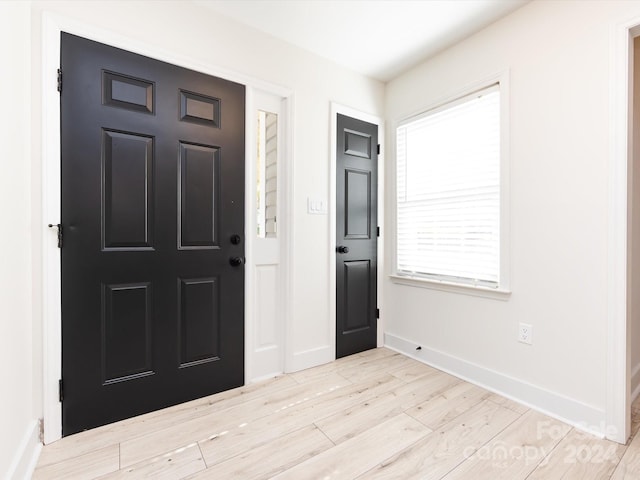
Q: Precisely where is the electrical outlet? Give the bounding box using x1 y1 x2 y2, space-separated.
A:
518 323 533 345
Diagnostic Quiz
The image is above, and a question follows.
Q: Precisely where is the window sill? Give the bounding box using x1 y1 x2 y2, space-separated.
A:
389 274 512 301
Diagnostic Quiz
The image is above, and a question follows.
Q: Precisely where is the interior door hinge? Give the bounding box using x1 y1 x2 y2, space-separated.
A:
377 144 380 155
376 308 380 319
59 379 64 403
377 226 380 237
57 68 62 93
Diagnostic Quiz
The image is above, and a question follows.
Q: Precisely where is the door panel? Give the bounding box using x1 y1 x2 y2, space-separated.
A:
102 130 154 249
102 282 153 383
103 71 154 114
61 33 245 435
345 169 371 239
178 277 220 366
336 114 378 358
343 260 371 331
178 142 220 248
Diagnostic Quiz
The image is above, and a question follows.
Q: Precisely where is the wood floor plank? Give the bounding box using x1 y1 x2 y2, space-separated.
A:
96 443 206 479
392 371 462 410
389 359 441 383
36 374 298 468
528 428 625 480
316 371 460 445
120 372 351 467
485 392 530 415
186 425 333 480
356 347 399 360
270 414 431 480
288 362 341 384
406 380 492 429
315 390 411 445
32 444 119 480
441 410 570 479
289 349 392 384
357 399 521 480
338 353 419 383
197 373 406 467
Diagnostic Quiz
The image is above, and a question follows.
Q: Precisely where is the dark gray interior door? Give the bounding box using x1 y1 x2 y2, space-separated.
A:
60 33 245 435
336 114 378 358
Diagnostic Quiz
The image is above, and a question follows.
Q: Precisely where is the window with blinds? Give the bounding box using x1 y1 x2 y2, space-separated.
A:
396 84 501 288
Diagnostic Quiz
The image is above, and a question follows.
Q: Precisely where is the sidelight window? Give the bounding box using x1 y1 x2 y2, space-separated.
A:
257 110 278 238
395 82 508 290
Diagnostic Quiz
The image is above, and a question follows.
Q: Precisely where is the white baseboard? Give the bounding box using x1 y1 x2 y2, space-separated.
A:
384 332 607 438
4 419 42 480
287 345 332 373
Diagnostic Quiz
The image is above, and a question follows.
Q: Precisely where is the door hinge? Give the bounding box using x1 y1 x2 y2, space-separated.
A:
377 226 380 237
48 223 63 248
59 379 64 403
377 144 380 155
376 308 380 319
57 68 62 93
38 418 44 443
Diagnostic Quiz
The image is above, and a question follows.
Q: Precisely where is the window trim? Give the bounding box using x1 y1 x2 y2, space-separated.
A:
391 70 511 298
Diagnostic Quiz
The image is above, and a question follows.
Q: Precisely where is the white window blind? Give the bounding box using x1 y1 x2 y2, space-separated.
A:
396 84 501 287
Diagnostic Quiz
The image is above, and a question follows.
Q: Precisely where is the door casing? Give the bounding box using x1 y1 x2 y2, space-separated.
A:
41 11 294 443
329 103 385 360
607 14 640 444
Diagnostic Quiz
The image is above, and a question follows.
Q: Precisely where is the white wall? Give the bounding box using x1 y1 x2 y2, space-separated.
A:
0 3 41 478
384 0 640 435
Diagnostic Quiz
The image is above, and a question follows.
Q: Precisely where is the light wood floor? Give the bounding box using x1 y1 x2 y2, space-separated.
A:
33 348 640 479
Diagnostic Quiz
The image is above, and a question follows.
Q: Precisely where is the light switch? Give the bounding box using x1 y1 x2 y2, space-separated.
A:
307 197 327 215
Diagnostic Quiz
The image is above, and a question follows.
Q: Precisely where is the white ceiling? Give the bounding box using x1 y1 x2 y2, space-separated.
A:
196 0 529 82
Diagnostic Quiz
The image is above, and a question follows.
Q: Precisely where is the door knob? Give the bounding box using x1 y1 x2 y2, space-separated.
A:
336 245 349 254
229 256 244 267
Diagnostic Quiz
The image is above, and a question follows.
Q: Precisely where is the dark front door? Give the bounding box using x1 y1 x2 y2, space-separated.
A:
336 114 378 358
60 33 245 435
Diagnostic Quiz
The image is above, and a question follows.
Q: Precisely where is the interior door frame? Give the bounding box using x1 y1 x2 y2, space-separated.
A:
608 14 640 445
329 103 385 359
41 11 294 444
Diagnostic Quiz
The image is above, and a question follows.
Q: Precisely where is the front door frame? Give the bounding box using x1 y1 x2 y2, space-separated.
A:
329 103 385 359
41 11 294 443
